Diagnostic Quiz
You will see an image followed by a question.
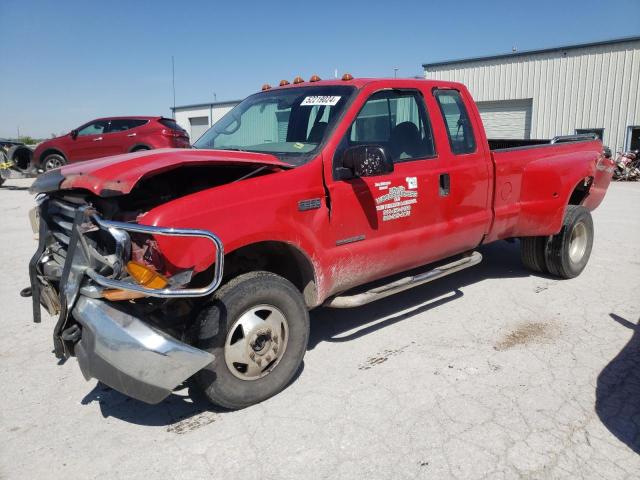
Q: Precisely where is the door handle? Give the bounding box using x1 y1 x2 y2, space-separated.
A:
439 173 450 196
93 137 103 142
127 133 137 137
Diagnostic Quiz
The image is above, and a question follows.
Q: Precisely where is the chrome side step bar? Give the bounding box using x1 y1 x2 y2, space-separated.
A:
324 251 483 308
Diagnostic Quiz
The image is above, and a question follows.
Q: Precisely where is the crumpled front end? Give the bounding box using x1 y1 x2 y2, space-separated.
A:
73 297 213 404
28 194 223 404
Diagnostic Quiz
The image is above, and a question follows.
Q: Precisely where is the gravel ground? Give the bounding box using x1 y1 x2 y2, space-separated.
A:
1 178 639 479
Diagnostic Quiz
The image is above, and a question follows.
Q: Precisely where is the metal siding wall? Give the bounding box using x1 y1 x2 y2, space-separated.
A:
425 40 640 150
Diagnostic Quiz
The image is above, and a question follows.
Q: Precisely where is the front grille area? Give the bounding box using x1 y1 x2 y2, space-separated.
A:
46 198 77 262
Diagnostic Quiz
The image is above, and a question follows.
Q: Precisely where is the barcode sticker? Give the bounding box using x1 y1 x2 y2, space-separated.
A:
300 96 341 106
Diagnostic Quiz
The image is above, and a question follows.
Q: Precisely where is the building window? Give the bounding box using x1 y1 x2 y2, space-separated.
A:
575 128 604 140
626 126 640 152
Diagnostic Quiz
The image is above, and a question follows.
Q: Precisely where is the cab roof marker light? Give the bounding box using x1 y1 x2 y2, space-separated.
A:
341 73 354 81
279 80 290 86
309 74 321 82
293 76 304 84
261 84 272 91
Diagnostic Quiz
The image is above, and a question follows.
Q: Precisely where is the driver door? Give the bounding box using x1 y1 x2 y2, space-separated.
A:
324 88 446 293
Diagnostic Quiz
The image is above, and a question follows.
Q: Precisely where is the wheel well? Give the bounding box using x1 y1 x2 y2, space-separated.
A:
223 241 317 307
568 177 593 205
129 144 151 152
39 148 65 165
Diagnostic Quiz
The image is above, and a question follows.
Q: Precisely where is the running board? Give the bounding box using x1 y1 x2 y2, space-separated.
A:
324 251 483 308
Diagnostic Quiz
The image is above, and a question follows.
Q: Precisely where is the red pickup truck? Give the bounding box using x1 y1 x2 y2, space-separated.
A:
28 77 614 409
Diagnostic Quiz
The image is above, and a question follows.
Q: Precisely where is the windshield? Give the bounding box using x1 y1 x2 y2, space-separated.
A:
193 85 356 165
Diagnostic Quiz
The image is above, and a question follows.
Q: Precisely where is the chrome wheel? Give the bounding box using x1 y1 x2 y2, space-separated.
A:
568 221 588 264
224 304 289 381
44 156 64 170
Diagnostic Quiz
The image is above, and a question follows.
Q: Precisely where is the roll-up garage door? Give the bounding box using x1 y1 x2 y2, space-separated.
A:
475 99 533 139
189 116 210 142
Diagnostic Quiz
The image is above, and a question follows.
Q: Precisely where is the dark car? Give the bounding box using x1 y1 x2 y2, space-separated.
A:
32 116 190 171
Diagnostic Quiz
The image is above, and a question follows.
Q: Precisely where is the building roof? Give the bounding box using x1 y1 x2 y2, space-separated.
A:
171 100 243 111
422 35 640 69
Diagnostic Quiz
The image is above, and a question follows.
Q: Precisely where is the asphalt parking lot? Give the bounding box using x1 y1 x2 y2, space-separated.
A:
1 178 639 479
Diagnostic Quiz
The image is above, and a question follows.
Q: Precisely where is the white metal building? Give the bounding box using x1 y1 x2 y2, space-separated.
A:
172 100 241 143
423 36 640 152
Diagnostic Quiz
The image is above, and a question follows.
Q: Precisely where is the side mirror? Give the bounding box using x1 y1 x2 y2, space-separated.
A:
337 145 393 179
70 129 78 139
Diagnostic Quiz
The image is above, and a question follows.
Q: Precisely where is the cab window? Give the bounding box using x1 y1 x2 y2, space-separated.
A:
434 90 476 154
343 90 435 163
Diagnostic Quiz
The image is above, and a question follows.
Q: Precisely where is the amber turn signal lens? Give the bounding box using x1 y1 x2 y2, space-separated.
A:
261 83 272 91
279 79 290 86
102 289 148 301
309 74 321 82
341 73 353 81
293 76 304 84
126 261 168 289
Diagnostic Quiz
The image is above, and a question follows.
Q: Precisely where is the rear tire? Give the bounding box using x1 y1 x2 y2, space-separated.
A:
520 236 549 273
545 205 593 279
194 271 309 409
43 153 66 171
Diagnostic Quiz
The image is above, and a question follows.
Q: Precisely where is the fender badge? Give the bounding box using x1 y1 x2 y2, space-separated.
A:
298 198 322 211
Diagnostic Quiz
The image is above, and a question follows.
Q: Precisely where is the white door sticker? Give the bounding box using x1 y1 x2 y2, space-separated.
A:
300 96 341 106
406 177 418 189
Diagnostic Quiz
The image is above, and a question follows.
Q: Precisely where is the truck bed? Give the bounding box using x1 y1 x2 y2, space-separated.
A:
488 133 600 151
485 134 610 243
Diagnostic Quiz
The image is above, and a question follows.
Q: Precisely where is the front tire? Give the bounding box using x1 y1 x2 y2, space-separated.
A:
545 205 594 279
195 271 310 409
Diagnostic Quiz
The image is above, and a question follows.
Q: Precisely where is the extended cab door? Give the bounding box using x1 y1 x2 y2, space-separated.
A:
324 87 453 293
428 87 493 252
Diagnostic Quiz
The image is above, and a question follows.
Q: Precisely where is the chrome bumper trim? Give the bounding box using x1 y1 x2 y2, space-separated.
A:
73 296 214 404
86 215 224 298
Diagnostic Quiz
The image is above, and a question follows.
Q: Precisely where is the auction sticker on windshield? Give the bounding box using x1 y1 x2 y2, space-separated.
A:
301 96 341 106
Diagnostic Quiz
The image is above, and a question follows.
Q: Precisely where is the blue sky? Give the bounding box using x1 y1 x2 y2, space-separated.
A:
1 0 638 138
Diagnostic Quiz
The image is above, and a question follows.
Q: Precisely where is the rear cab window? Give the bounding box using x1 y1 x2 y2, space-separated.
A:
434 89 476 154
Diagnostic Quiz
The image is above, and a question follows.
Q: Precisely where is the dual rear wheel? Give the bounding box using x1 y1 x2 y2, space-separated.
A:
520 205 594 278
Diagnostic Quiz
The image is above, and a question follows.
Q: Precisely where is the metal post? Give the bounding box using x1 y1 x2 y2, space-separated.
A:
171 56 176 118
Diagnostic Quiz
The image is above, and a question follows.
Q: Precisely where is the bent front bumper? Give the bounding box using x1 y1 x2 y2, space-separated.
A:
73 296 214 404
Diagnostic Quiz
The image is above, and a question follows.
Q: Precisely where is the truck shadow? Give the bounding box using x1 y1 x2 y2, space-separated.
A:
79 240 536 427
309 240 533 349
595 313 640 454
80 362 306 427
0 184 30 191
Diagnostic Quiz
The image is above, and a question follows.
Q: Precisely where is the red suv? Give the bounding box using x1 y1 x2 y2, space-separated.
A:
32 116 190 171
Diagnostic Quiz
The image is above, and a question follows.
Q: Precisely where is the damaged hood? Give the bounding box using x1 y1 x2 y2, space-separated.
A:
30 148 290 196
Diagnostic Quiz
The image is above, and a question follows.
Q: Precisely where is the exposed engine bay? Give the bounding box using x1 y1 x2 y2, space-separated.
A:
30 163 277 359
